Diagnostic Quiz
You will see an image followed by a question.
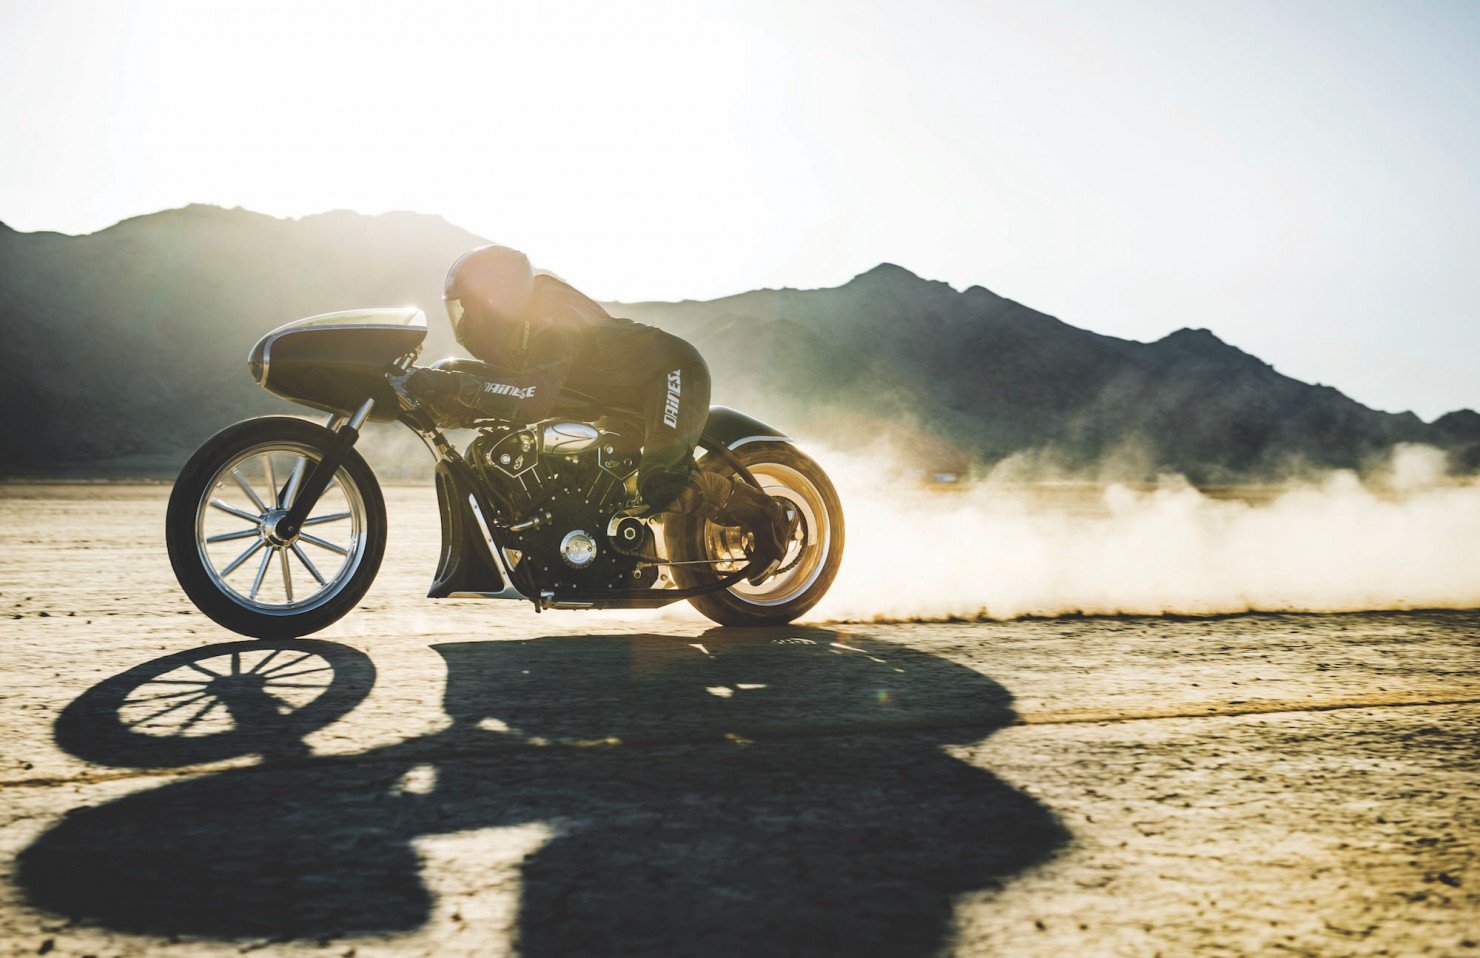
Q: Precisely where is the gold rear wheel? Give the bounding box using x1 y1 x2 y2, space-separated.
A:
667 443 844 626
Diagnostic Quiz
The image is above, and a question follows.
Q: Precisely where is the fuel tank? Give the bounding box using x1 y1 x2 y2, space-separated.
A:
247 308 426 420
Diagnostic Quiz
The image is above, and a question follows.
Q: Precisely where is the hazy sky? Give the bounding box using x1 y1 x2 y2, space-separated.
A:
2 0 1476 418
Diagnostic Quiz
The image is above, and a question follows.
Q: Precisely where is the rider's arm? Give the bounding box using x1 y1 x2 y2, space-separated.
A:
452 320 581 423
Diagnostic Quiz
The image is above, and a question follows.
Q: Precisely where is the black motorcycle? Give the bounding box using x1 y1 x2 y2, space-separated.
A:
166 308 844 637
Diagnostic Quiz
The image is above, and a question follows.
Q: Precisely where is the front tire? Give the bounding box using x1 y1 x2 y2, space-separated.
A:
667 442 844 626
166 417 386 639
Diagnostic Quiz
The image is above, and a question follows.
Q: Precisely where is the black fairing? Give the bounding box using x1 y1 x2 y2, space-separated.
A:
249 319 425 421
427 460 523 599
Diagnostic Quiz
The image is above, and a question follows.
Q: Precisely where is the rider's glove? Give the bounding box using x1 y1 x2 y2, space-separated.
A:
407 367 456 400
407 367 537 424
406 368 480 425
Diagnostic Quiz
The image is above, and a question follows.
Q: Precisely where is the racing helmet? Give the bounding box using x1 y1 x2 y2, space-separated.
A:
443 245 536 354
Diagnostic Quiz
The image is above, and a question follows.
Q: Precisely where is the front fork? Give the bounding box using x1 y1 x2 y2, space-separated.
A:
272 397 375 542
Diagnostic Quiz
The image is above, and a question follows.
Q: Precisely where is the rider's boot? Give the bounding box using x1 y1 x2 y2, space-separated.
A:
668 471 800 585
725 480 801 585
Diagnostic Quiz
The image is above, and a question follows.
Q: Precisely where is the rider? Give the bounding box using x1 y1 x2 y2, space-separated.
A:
408 245 797 581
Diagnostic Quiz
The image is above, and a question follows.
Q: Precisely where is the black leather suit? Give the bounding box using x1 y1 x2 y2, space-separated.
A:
451 274 710 510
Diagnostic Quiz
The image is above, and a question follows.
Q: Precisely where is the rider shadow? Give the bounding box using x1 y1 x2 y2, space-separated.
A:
19 627 1067 955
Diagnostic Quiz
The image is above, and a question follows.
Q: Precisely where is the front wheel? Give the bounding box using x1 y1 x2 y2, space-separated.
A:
667 442 844 626
166 417 387 639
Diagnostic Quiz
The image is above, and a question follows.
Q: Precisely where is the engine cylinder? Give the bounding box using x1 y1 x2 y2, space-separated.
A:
538 421 601 455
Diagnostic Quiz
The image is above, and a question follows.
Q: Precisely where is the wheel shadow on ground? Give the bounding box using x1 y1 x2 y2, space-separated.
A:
18 626 1068 956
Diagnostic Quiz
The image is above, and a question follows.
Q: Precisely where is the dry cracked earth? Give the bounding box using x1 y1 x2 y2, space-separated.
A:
0 483 1475 957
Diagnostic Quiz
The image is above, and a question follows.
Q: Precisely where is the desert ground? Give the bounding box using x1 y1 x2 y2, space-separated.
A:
0 482 1475 957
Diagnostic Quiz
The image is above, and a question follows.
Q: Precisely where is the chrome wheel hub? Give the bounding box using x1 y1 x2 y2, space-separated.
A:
260 508 295 547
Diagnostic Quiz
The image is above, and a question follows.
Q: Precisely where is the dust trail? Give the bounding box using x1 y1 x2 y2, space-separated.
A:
803 444 1480 623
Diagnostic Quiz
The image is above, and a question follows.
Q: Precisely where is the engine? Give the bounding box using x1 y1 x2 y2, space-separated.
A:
466 421 658 593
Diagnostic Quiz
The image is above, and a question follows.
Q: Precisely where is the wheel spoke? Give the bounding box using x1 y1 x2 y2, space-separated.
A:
259 652 314 676
206 527 260 544
176 698 222 733
291 543 327 585
230 469 270 514
299 532 348 556
219 537 266 577
249 648 283 674
265 453 279 508
265 666 333 680
249 547 273 600
124 688 213 705
281 456 306 510
279 546 294 602
126 692 211 727
210 499 262 524
302 512 351 526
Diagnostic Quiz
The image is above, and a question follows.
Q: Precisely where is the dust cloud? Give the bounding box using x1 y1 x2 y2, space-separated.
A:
804 444 1480 623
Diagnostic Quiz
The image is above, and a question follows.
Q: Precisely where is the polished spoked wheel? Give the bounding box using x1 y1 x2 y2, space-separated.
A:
668 443 845 626
168 417 386 638
195 442 366 611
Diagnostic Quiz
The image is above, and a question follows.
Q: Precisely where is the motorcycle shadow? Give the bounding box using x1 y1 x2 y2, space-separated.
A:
19 627 1068 955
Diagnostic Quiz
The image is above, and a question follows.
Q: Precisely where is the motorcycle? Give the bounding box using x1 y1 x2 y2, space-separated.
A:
166 307 845 638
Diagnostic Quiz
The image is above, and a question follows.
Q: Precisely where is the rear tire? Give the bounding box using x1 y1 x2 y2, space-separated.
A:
667 442 844 626
166 417 386 639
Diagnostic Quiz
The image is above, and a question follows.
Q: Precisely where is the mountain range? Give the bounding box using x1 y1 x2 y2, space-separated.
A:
2 205 1475 481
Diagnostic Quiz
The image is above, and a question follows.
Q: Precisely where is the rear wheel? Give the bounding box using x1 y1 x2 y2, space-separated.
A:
667 443 844 626
166 417 386 638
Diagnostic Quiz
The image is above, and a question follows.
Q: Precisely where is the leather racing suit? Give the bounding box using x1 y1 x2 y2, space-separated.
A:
431 273 710 511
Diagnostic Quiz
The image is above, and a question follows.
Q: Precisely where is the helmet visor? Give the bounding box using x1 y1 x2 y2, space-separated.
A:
444 296 465 332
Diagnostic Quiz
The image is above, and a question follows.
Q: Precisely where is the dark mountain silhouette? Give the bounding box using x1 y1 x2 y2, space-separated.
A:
1 205 1473 480
615 265 1477 479
0 205 479 469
